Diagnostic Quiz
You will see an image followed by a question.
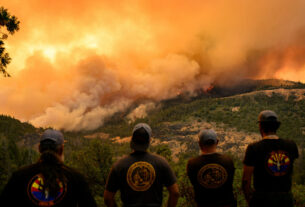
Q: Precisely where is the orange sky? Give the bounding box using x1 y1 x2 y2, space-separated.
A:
1 0 305 131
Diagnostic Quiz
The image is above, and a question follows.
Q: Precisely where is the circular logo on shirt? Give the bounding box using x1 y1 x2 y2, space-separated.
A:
127 161 156 191
266 151 291 176
197 164 228 189
27 174 66 206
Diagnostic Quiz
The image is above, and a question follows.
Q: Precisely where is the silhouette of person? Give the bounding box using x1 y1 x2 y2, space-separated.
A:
242 110 299 207
187 129 236 207
104 123 179 207
0 129 97 207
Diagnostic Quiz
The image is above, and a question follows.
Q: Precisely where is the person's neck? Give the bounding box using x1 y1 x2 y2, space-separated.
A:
60 154 64 162
132 150 147 154
262 132 278 139
201 149 217 155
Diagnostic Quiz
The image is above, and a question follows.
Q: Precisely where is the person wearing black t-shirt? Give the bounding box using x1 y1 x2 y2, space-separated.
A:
0 129 96 207
104 123 179 207
242 110 299 207
187 129 236 207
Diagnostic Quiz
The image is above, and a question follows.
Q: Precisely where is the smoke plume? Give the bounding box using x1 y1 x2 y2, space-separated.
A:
1 0 305 131
127 102 158 123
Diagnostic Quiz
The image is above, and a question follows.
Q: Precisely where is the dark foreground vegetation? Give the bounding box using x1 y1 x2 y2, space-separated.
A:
1 86 305 207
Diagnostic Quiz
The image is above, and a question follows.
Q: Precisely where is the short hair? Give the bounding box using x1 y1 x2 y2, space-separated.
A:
260 121 281 133
199 139 217 148
132 127 149 145
40 140 61 153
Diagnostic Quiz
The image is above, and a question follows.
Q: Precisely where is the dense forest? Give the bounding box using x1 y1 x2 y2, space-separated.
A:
1 86 305 207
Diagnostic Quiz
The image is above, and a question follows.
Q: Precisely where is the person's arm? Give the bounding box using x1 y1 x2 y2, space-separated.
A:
242 165 254 205
104 165 119 207
242 144 255 206
160 157 179 207
292 141 299 159
76 174 97 207
104 190 117 207
167 183 180 207
0 172 19 206
186 160 194 185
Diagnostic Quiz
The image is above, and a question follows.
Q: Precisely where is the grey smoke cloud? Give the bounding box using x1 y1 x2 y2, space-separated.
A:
0 0 305 131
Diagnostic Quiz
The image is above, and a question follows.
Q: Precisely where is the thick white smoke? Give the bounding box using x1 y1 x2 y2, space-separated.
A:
1 0 305 131
127 102 158 123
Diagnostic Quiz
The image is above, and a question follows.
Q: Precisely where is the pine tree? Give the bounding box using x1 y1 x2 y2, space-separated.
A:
0 135 10 193
0 6 20 77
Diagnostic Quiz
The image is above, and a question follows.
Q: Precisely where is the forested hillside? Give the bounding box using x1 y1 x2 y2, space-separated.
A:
1 82 305 207
95 87 305 206
0 115 40 192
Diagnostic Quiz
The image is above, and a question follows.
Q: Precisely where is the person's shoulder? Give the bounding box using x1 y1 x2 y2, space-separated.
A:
216 153 233 161
187 155 201 166
150 152 169 161
12 163 40 177
119 154 133 163
61 165 88 182
61 165 83 176
249 139 263 147
216 153 235 168
148 152 171 165
279 138 297 145
5 163 40 184
279 138 298 151
112 154 132 169
245 139 264 151
62 164 80 174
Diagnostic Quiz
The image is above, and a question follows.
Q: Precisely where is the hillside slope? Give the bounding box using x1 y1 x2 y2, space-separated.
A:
99 88 305 144
1 81 305 207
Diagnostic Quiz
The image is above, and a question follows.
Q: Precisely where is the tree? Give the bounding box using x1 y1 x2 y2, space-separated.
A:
67 139 114 206
0 6 20 77
0 135 10 193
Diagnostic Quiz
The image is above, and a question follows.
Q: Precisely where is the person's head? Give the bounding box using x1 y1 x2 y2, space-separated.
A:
130 123 152 152
258 110 281 136
39 129 64 160
38 129 66 197
198 129 219 153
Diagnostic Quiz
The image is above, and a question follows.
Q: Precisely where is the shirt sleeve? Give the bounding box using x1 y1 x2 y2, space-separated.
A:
243 144 255 166
229 157 236 179
291 141 299 159
76 174 97 207
0 172 19 206
105 166 120 193
161 159 177 187
186 160 196 186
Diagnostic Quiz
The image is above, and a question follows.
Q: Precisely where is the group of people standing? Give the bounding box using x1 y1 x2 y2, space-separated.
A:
0 110 299 207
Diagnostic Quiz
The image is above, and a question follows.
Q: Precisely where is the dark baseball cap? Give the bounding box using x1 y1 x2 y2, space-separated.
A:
41 129 64 145
198 129 217 145
130 123 152 152
258 110 279 123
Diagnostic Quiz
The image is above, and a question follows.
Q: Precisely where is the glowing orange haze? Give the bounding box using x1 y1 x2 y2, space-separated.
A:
1 0 305 131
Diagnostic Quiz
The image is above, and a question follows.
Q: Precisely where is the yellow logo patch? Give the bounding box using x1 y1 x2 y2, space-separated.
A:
197 164 228 189
127 161 156 191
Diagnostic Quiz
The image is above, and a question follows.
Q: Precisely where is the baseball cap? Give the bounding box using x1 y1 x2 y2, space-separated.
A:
258 110 279 123
198 129 217 145
130 123 152 152
41 129 64 145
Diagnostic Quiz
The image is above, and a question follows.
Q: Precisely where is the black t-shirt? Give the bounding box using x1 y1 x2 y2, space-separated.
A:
106 151 177 207
187 153 235 206
0 162 96 207
243 138 299 192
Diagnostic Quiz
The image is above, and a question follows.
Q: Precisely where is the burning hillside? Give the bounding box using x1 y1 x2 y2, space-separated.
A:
1 0 305 131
